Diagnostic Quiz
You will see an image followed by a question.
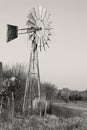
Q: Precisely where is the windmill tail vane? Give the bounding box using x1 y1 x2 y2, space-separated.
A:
7 24 18 42
7 24 42 42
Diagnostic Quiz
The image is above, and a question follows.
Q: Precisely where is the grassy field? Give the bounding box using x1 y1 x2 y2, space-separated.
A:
53 100 87 110
1 100 87 130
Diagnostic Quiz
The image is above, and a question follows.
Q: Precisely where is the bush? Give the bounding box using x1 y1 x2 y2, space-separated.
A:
41 82 57 100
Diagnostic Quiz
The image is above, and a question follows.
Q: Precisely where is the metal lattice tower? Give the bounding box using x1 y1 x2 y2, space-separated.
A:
23 39 41 114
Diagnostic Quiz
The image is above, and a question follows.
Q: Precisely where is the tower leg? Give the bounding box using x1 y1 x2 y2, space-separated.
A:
0 96 3 114
11 92 14 119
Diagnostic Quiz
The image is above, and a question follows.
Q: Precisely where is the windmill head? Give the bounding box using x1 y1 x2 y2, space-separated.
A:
6 6 52 50
7 24 18 42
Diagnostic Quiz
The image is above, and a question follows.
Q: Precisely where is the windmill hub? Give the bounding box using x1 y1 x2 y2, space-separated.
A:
36 19 45 38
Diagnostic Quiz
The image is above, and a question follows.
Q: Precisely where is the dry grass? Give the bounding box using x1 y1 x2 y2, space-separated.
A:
0 101 87 130
0 114 87 130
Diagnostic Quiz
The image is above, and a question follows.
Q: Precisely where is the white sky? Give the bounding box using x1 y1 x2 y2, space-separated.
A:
0 0 87 90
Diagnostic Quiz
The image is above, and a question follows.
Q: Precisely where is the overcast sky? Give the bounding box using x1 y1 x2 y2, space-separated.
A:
0 0 87 90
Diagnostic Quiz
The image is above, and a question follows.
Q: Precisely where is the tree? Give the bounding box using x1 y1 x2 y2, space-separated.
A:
41 82 57 100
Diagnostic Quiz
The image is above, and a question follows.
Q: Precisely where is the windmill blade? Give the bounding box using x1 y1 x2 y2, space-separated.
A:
43 36 49 48
42 37 46 51
47 37 51 41
40 6 44 20
44 22 52 30
38 6 43 19
44 28 52 38
7 24 18 42
39 38 42 51
42 9 47 21
41 7 46 20
48 32 52 36
26 19 36 27
27 12 36 24
44 33 49 39
46 14 51 22
45 42 49 48
44 21 53 29
48 21 53 25
32 8 38 20
45 27 53 30
47 29 52 37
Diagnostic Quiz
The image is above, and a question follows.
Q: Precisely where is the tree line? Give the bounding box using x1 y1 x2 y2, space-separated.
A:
57 88 87 102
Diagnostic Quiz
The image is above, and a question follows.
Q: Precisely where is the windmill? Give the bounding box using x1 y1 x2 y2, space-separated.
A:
7 6 52 116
